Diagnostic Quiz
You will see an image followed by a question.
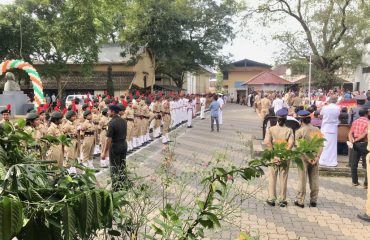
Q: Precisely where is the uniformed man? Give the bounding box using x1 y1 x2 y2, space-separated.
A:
80 110 96 169
46 112 64 167
0 104 12 125
132 95 143 147
153 96 162 138
264 108 294 207
92 104 101 156
254 92 261 115
294 110 323 208
99 108 110 167
124 100 135 151
260 94 272 120
161 96 172 144
141 98 152 144
101 104 127 191
62 111 79 173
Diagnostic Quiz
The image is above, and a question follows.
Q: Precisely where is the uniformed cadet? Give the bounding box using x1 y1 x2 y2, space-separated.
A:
153 96 162 138
46 112 64 167
25 112 42 140
264 108 294 207
254 92 261 115
99 108 110 168
80 110 96 169
260 94 272 119
186 98 194 128
161 96 172 144
358 121 370 222
292 93 303 110
132 96 143 147
92 104 101 155
62 111 79 173
141 98 152 144
124 100 135 151
101 104 127 191
294 110 323 208
0 104 12 125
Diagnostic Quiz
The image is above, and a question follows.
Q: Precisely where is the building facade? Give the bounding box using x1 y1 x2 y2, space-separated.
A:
183 66 214 94
222 59 271 100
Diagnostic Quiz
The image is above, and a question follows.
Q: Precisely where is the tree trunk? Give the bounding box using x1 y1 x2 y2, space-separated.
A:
56 75 63 102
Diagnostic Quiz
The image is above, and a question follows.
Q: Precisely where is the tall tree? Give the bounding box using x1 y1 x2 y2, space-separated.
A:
250 0 370 89
120 0 241 88
13 0 122 98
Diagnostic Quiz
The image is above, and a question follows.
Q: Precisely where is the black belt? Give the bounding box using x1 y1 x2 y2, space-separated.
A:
154 111 160 113
101 128 107 130
84 132 94 136
142 116 149 119
126 118 134 121
163 113 170 115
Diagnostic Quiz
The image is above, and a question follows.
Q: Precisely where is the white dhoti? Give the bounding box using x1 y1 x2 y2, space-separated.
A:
319 131 338 167
200 106 205 119
187 110 193 127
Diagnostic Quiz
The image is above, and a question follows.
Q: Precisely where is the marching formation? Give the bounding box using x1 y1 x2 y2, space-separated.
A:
0 92 211 175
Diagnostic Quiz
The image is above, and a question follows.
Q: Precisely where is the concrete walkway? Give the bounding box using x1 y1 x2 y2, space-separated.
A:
100 103 370 240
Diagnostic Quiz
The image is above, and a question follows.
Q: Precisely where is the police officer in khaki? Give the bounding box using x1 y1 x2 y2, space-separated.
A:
264 108 294 207
62 111 79 173
260 94 271 119
99 108 110 167
294 110 323 208
80 110 96 169
46 112 64 167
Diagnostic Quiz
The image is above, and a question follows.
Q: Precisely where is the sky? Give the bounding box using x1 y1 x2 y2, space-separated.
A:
0 0 296 65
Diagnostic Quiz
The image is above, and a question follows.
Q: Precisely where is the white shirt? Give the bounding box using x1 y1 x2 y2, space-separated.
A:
217 98 224 110
320 103 340 133
272 98 285 113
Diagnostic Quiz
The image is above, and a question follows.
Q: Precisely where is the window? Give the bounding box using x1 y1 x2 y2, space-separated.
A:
223 71 229 80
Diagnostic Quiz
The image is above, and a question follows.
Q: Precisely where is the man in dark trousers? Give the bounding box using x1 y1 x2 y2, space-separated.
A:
101 104 127 191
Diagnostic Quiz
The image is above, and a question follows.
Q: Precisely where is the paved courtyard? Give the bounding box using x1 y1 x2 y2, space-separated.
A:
100 104 370 240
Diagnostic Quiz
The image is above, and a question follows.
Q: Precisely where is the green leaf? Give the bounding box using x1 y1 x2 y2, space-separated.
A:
204 212 220 228
76 192 94 238
0 196 24 240
61 204 76 240
16 119 26 129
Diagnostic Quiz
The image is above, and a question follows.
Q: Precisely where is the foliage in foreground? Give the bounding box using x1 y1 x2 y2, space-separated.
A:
0 120 114 240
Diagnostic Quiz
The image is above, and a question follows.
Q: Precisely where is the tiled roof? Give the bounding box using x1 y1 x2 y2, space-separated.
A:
243 71 292 85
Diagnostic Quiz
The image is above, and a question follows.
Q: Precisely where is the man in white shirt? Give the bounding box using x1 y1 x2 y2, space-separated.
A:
200 94 206 119
319 96 340 167
272 95 285 114
216 94 225 125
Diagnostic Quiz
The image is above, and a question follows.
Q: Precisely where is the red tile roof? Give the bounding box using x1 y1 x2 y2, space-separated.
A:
243 71 292 85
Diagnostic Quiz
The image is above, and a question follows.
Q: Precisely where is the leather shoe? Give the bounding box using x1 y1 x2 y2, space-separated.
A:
358 213 370 222
266 200 275 207
294 200 304 208
309 202 317 207
279 201 288 207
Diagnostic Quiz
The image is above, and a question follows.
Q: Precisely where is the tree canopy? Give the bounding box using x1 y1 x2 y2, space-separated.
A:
249 0 370 89
120 0 241 88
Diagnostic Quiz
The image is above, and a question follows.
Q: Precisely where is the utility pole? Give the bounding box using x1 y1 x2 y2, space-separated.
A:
308 54 312 104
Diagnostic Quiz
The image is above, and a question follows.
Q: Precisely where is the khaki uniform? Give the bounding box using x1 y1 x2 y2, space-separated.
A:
260 98 271 119
141 103 151 136
81 119 96 163
62 120 79 166
254 94 261 114
99 115 110 156
161 100 171 135
24 125 43 140
133 102 142 138
292 96 302 108
125 107 135 142
46 122 64 167
264 125 294 202
153 101 162 129
295 125 320 205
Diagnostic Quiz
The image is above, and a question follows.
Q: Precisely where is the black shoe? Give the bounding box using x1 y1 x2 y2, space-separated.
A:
309 202 317 207
187 126 193 128
358 213 370 222
279 201 288 207
294 200 304 208
266 200 275 207
353 182 360 187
